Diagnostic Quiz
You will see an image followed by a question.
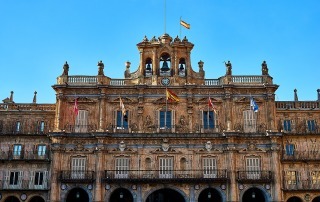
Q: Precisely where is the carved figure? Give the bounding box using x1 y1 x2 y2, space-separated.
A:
225 61 232 75
262 60 269 75
97 60 104 76
144 115 152 128
62 61 69 76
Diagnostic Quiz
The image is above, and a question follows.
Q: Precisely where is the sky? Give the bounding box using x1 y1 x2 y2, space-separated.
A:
1 0 319 103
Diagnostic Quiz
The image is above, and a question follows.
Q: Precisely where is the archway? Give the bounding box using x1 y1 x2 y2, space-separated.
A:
198 188 222 202
66 187 89 202
4 196 20 202
29 196 45 202
110 188 133 202
313 196 320 202
146 188 185 202
242 187 265 202
287 196 303 202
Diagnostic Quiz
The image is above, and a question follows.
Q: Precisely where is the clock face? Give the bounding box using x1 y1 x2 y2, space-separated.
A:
161 78 170 86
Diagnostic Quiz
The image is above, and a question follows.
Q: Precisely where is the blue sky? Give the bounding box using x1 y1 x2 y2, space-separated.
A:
1 0 319 103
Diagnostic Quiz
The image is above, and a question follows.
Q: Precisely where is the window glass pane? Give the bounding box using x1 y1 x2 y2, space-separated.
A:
286 144 294 155
308 120 315 131
16 121 21 132
40 121 45 132
284 120 291 131
13 145 22 155
160 111 172 128
117 111 128 129
38 145 46 156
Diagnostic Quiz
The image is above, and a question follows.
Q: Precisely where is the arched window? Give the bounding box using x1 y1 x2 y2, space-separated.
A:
178 58 186 77
145 58 152 77
160 53 171 76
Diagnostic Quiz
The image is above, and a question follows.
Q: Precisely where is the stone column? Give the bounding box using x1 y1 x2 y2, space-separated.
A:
54 94 62 132
94 149 103 202
271 137 282 201
50 147 61 202
98 92 106 131
226 138 237 202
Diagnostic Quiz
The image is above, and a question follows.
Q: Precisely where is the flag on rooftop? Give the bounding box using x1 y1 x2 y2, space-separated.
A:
166 89 180 102
180 20 190 29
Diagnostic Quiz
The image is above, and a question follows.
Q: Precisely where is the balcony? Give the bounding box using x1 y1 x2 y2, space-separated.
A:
282 151 320 162
0 150 50 162
59 171 95 183
0 180 49 190
63 124 98 133
276 101 320 110
0 122 53 135
102 169 229 183
283 180 320 191
237 171 273 183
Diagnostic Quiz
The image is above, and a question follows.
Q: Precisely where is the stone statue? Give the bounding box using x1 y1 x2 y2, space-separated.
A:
144 115 152 128
97 60 104 76
62 61 69 76
180 115 186 125
225 61 232 75
262 60 269 75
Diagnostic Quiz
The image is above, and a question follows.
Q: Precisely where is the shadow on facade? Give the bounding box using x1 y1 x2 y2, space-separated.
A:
287 196 303 202
66 187 89 202
198 188 222 202
110 188 133 202
146 188 185 202
313 196 320 202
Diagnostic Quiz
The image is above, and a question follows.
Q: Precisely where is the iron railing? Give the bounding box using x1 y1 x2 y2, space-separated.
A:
0 180 49 190
102 169 229 183
63 124 98 133
282 151 320 161
0 123 52 135
59 171 95 183
237 171 273 183
283 180 320 191
0 150 50 161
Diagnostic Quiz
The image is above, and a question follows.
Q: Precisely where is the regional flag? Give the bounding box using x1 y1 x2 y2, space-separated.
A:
208 97 217 113
166 89 180 102
119 97 126 116
180 20 190 29
250 97 259 112
73 98 79 116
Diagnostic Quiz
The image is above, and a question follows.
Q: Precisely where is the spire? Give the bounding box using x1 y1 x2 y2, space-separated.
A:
294 89 298 101
33 91 37 103
9 91 14 102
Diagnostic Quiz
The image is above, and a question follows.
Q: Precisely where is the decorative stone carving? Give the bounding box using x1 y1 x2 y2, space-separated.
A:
119 141 126 152
205 141 212 151
162 139 169 152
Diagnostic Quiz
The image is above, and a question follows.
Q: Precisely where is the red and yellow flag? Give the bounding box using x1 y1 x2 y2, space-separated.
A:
208 97 217 113
166 89 179 102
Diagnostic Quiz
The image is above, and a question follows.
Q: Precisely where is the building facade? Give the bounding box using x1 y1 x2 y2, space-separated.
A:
0 33 320 202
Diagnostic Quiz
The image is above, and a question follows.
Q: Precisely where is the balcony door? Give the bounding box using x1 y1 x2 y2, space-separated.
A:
115 158 129 178
203 158 217 178
246 157 261 179
75 110 88 133
159 158 173 178
71 157 86 179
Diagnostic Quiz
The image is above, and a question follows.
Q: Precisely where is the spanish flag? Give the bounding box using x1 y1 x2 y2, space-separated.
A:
180 20 190 29
166 89 180 102
119 97 126 116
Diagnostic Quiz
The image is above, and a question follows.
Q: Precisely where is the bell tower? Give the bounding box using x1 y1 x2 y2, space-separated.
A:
124 33 205 86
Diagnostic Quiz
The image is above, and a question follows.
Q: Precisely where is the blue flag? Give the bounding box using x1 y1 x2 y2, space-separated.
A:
250 97 259 112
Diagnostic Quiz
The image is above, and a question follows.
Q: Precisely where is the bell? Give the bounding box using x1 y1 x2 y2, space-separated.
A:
179 63 184 70
146 63 151 71
161 60 170 71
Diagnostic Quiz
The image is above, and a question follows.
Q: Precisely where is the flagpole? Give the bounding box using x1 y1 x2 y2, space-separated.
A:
180 16 182 39
164 0 166 34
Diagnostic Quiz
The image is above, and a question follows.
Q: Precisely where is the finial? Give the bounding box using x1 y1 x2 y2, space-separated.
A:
33 91 37 103
10 91 14 102
125 61 131 68
294 89 298 101
317 89 320 101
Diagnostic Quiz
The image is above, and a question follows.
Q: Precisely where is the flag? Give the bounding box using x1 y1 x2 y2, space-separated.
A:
119 97 126 116
180 20 190 29
250 97 259 112
208 97 217 113
73 98 79 116
166 89 180 102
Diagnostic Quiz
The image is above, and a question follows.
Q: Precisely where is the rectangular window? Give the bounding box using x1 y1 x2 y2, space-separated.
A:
115 158 129 178
38 145 46 156
203 111 215 129
16 121 21 132
40 121 45 132
34 172 44 185
285 144 295 156
311 171 320 184
160 111 172 129
203 158 217 178
71 157 86 179
159 158 173 178
13 144 22 156
283 120 291 132
286 171 297 185
9 171 19 185
246 157 261 179
75 110 88 133
243 110 256 133
116 111 129 129
307 120 316 132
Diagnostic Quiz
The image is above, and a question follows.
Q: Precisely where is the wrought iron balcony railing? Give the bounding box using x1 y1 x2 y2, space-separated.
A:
59 171 95 183
102 169 229 183
0 180 49 190
0 150 50 161
0 124 52 135
283 180 320 191
63 124 98 133
282 151 320 162
237 171 273 183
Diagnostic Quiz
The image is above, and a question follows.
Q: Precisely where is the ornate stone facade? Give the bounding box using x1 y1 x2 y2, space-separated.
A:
0 33 320 202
